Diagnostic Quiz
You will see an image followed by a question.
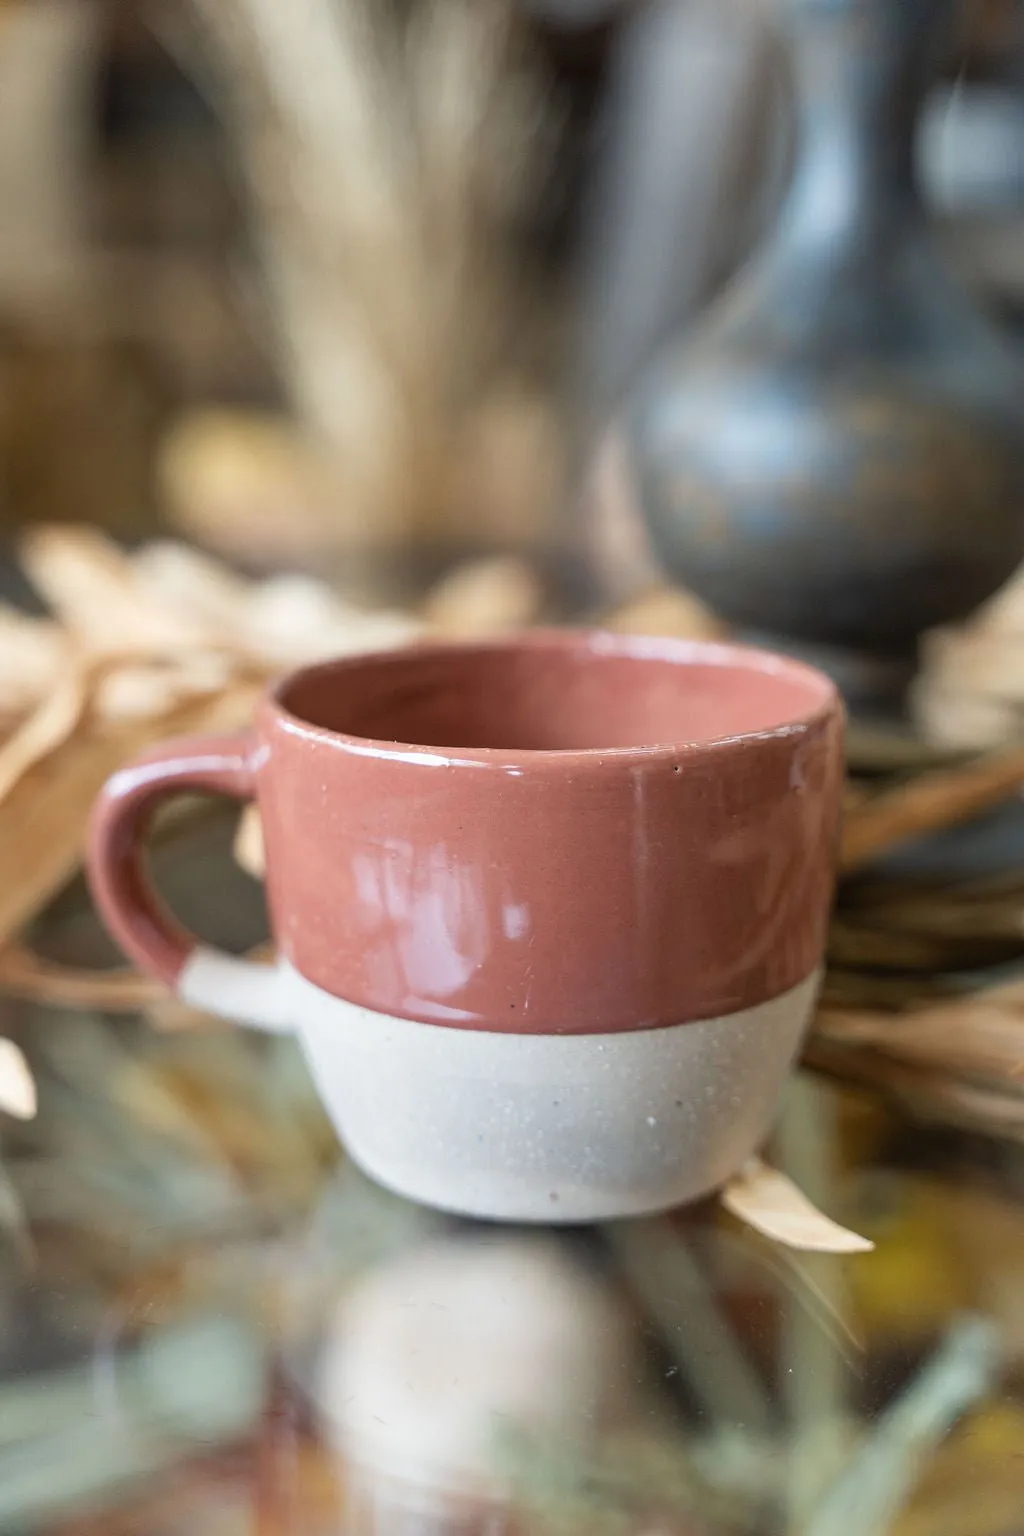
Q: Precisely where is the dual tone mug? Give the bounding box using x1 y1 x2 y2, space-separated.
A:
88 631 843 1222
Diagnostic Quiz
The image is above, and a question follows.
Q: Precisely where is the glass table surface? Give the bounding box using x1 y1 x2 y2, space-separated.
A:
1 816 1023 1536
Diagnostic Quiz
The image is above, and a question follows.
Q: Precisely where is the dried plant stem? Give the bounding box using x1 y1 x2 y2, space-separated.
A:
0 1316 265 1530
805 1039 1024 1142
602 1219 774 1434
804 1315 999 1536
773 1080 852 1532
816 997 1024 1083
183 0 541 550
841 745 1024 871
0 944 168 1011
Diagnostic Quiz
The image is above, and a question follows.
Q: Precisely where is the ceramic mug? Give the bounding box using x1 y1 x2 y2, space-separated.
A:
87 631 843 1222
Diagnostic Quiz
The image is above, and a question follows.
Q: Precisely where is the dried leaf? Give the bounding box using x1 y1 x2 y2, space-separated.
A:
157 409 342 566
0 666 92 803
20 525 226 655
131 539 255 635
0 654 243 803
233 803 265 880
721 1158 874 1254
0 679 262 949
95 653 246 723
918 629 1024 703
423 555 543 636
913 685 1023 753
605 584 725 641
0 1038 36 1120
240 574 421 668
0 607 68 718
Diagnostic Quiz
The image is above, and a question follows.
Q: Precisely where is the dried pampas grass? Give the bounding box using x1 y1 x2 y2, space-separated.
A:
175 0 559 557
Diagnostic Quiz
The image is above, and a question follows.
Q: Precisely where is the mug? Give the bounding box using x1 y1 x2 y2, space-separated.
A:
87 631 843 1222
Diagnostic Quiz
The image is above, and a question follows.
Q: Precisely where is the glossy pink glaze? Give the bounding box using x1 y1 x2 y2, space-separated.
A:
259 632 843 1032
88 734 256 987
87 632 843 1033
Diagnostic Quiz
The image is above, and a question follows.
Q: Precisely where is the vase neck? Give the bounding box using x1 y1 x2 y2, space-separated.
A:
779 0 956 243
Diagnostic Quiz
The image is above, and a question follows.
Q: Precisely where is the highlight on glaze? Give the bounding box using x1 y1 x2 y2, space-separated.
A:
87 630 844 1037
85 632 843 1220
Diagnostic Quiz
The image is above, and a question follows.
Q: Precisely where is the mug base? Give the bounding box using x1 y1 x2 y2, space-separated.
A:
339 1141 734 1225
286 964 820 1224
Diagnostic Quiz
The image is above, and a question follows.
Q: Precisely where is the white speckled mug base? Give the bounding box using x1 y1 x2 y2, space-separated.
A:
269 963 819 1223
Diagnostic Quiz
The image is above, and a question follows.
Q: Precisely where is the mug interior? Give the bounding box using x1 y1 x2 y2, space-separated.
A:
277 634 835 754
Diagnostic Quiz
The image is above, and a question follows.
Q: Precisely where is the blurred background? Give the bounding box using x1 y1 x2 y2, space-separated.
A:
0 0 1018 615
0 3 1023 1533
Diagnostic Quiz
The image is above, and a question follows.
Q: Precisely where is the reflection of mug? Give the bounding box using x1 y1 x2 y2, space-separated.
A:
87 631 843 1221
314 1233 637 1519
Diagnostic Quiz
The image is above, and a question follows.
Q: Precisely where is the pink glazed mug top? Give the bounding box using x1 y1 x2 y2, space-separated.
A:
88 630 843 1035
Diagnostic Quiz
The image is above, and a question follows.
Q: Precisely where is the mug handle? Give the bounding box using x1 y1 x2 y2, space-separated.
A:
87 732 292 1033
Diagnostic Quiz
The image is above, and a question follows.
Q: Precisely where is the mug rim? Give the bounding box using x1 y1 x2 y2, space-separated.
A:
265 628 841 768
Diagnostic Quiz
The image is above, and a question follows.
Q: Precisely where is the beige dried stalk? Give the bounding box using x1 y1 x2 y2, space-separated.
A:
840 744 1024 872
914 560 1024 750
182 0 546 550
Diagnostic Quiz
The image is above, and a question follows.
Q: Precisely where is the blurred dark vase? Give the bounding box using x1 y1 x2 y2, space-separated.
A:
626 0 1024 710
